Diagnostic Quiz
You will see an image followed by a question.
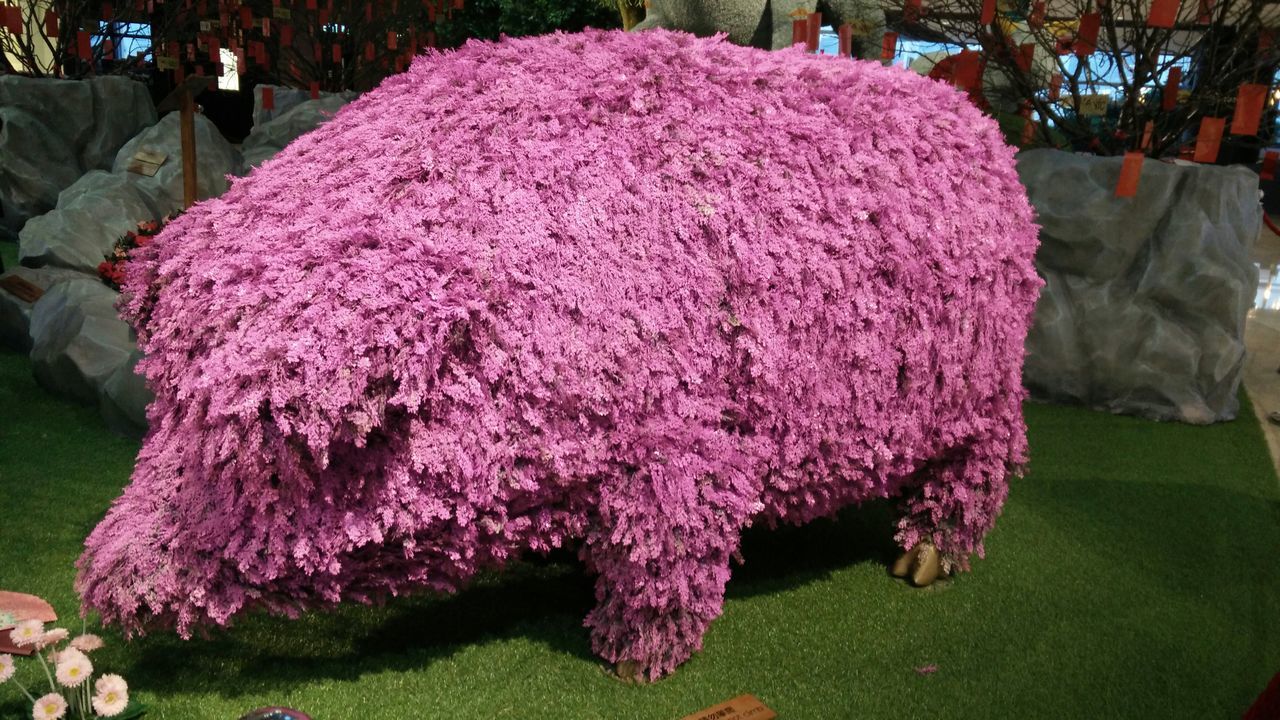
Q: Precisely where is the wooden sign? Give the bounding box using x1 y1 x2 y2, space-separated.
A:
680 695 776 720
0 275 43 304
0 591 57 656
126 148 167 176
157 55 178 70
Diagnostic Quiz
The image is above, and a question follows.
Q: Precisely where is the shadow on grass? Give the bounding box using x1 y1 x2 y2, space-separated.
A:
117 501 902 699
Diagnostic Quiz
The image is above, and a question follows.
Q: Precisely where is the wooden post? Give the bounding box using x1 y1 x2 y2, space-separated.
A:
180 89 198 208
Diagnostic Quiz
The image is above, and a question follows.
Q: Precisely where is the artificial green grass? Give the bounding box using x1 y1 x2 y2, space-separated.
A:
1 241 17 273
1 345 1278 719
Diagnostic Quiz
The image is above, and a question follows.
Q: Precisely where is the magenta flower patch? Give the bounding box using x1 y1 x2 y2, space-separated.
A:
76 29 1041 680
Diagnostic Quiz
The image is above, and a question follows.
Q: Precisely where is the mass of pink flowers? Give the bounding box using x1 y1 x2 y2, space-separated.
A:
77 29 1041 680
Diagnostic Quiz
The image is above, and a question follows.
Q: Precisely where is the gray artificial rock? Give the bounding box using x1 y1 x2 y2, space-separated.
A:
635 0 885 59
111 111 243 208
0 76 156 240
98 347 150 437
241 93 352 170
1018 149 1261 424
18 171 166 271
28 276 132 406
250 84 357 129
0 265 93 353
20 113 240 273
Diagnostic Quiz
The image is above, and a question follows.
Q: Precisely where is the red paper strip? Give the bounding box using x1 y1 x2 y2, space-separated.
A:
1197 0 1213 23
1021 116 1036 145
1141 120 1154 150
806 11 821 53
262 17 270 36
426 2 435 21
1028 0 1045 28
387 31 397 49
791 17 805 46
235 47 245 75
364 41 374 61
3 6 22 34
1262 150 1279 181
1193 117 1225 163
1261 29 1274 55
44 9 57 37
904 0 922 22
1231 83 1267 136
318 8 328 25
186 42 194 61
980 0 996 24
1049 72 1062 100
175 63 184 82
309 80 319 99
101 36 113 57
394 54 403 72
280 24 292 46
1115 152 1144 198
1162 67 1181 110
305 0 315 9
239 5 251 27
837 23 851 56
261 86 274 110
364 2 372 21
1075 13 1100 56
881 31 897 60
78 30 91 58
1147 0 1179 28
208 35 219 61
425 29 435 48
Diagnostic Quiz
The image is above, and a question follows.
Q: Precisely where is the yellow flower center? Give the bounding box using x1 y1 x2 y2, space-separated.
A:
106 692 118 702
43 702 57 712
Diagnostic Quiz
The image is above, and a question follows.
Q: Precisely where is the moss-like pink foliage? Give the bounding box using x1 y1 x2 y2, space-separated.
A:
77 29 1041 679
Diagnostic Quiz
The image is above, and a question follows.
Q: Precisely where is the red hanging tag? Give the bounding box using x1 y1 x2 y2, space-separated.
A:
364 40 374 61
1075 13 1100 56
387 30 397 49
44 9 57 37
78 30 92 58
364 2 372 21
1016 43 1034 71
175 63 185 82
1262 150 1279 181
101 36 113 56
453 0 463 8
1048 72 1062 100
235 47 245 75
1230 83 1267 136
1162 67 1181 110
208 35 219 61
1197 0 1212 23
791 17 805 46
213 61 223 75
305 0 315 9
1193 117 1225 163
1147 0 1179 28
881 31 897 60
980 0 996 25
806 11 821 53
261 85 274 109
186 42 195 60
391 0 398 12
316 8 326 24
252 39 265 63
262 17 270 36
1114 152 1144 198
194 63 205 76
394 54 403 72
1141 120 1154 150
280 23 292 46
309 80 319 99
332 43 340 61
1028 0 1045 28
1260 29 1274 55
1021 115 1036 145
426 2 435 21
239 5 251 27
837 23 851 56
102 1 113 18
426 29 435 47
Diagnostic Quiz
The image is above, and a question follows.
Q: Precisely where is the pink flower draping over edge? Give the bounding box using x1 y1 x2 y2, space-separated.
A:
77 29 1041 680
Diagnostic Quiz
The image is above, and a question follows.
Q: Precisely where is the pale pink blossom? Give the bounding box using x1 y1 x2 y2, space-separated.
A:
92 674 128 717
36 628 68 649
32 693 66 720
68 635 104 653
0 653 14 683
53 649 92 687
10 620 43 647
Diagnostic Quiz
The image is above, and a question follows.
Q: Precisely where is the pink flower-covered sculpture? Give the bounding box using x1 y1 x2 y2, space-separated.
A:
77 29 1041 680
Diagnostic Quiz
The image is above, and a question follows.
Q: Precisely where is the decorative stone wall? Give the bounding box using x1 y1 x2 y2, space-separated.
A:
1018 149 1261 424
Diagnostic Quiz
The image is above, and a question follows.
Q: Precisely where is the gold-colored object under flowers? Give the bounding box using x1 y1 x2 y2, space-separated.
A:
891 541 949 587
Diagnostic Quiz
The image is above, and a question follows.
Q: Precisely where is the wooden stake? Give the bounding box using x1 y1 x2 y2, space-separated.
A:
180 88 198 208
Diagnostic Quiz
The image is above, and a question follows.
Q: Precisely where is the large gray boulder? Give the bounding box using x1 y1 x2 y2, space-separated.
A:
0 265 93 353
242 92 353 170
0 76 156 240
635 0 885 59
27 276 150 435
19 113 241 273
1018 149 1260 424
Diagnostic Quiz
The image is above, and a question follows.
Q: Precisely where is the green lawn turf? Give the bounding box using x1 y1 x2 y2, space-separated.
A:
2 344 1279 719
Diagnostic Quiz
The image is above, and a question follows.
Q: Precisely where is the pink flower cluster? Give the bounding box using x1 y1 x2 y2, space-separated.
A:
77 29 1041 679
